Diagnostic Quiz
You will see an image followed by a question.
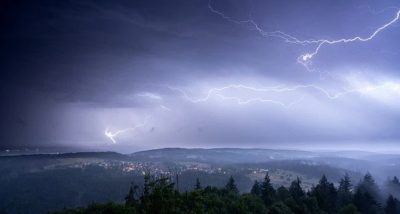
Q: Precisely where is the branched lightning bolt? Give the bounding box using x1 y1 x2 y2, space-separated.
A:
297 9 400 69
169 84 303 108
208 0 400 71
104 116 151 144
170 82 400 108
103 82 400 142
207 1 306 44
169 84 282 103
214 94 305 108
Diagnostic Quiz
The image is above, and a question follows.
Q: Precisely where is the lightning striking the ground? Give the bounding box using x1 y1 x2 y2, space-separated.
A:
208 0 400 71
104 116 151 144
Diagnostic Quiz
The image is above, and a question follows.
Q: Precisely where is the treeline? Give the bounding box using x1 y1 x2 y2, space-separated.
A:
53 173 400 214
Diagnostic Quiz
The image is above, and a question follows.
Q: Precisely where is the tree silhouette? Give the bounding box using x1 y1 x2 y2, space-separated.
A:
385 195 398 214
250 180 261 197
289 177 304 201
338 173 353 208
310 175 337 213
260 173 276 206
225 176 239 194
125 183 139 206
195 177 202 190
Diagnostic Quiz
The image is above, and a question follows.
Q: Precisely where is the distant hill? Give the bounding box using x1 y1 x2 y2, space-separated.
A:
130 148 317 164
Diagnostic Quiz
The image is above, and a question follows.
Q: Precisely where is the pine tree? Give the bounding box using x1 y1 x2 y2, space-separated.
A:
225 176 239 194
310 175 337 213
125 183 139 206
143 172 151 197
386 176 400 199
385 195 398 214
143 176 179 214
353 188 381 214
393 176 400 185
251 180 261 197
276 186 290 201
338 173 353 208
358 173 380 200
289 177 304 201
195 178 202 190
260 173 276 206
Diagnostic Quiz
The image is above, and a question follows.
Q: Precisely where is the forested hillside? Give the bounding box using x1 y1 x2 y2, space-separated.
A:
53 173 400 214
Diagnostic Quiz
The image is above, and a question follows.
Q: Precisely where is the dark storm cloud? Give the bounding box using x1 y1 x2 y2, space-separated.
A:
1 0 400 150
0 0 311 102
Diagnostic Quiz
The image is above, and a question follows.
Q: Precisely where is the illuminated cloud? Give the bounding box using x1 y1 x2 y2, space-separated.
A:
1 0 400 151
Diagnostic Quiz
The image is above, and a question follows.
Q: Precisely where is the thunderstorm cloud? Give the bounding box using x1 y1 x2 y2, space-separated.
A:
1 0 400 152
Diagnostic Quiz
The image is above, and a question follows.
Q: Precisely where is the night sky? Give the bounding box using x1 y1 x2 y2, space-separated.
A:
1 0 400 152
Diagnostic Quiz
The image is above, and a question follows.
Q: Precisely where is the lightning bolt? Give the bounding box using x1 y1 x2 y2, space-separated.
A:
214 94 305 108
104 116 151 144
170 82 400 107
207 1 307 44
169 84 303 108
297 9 400 69
208 0 400 71
103 82 400 142
169 84 283 103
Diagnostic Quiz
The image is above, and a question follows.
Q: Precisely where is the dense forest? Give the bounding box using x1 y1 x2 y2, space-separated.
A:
52 173 400 214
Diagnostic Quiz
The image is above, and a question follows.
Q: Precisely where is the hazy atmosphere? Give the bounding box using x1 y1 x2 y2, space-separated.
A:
1 0 400 152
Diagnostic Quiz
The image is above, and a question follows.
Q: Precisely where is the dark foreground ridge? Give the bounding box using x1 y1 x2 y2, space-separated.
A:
52 172 400 214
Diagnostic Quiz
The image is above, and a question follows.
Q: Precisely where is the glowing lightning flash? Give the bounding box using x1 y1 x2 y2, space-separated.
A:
298 9 400 69
208 1 400 71
169 85 303 108
104 116 150 144
170 82 400 108
103 3 400 143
